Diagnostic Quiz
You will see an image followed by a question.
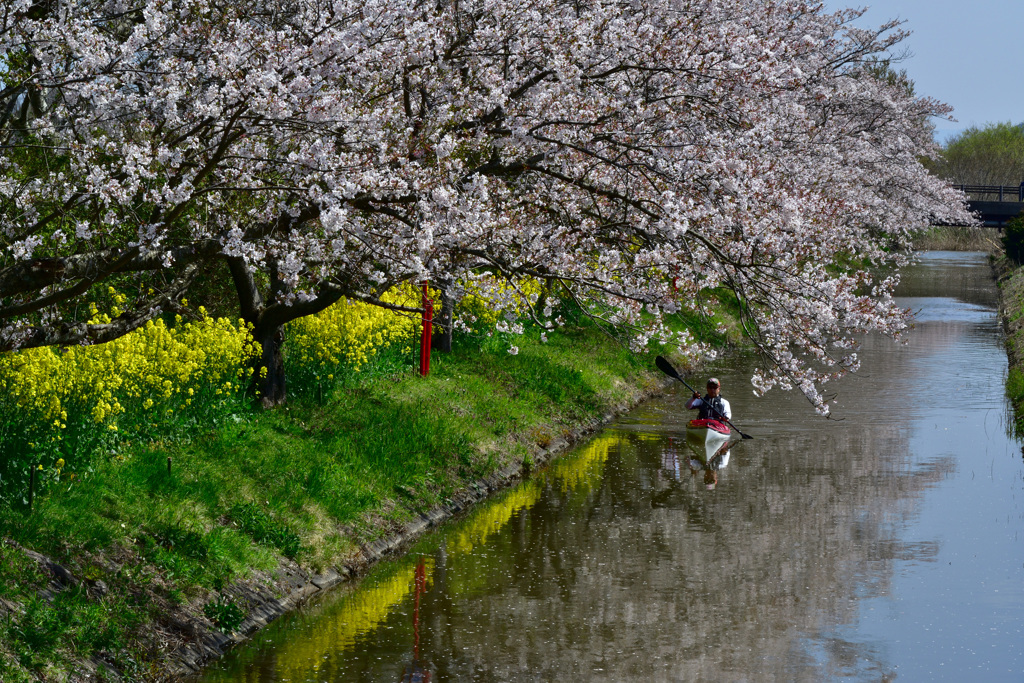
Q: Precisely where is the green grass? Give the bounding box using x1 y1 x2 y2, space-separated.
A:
1007 367 1024 433
0 542 147 678
0 314 724 679
1001 261 1024 436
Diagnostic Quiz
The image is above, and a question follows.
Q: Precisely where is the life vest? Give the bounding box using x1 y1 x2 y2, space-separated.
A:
698 395 727 421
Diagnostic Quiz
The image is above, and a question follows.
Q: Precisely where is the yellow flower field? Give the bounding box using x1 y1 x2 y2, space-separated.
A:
0 286 438 499
286 285 425 380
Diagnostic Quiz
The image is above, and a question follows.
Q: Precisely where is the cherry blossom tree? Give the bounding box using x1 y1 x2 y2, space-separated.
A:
0 0 972 409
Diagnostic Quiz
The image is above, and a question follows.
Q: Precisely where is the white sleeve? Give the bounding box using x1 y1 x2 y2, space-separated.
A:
721 398 731 419
685 397 702 410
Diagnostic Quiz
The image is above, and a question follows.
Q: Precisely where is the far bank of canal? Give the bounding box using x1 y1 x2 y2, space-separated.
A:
198 252 1024 682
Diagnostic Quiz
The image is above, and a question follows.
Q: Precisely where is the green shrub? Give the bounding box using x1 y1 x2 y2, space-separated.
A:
229 502 302 559
203 595 246 633
1002 215 1024 264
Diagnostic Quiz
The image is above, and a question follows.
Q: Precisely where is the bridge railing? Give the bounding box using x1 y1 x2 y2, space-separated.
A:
952 184 1024 202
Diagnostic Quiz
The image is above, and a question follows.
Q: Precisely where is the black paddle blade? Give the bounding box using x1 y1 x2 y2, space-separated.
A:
655 355 681 380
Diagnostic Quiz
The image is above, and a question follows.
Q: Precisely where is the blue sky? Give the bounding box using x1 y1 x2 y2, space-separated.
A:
821 0 1024 144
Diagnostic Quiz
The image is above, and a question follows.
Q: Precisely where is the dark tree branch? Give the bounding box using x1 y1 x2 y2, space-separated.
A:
0 265 198 352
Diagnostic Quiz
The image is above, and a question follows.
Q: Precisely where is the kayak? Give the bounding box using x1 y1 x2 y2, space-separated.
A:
688 418 730 435
685 418 732 464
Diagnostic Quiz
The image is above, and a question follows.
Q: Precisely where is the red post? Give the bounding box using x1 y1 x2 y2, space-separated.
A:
420 281 432 376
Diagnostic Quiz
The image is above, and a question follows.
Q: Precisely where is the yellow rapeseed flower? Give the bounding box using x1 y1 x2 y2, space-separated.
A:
0 295 259 447
286 284 423 374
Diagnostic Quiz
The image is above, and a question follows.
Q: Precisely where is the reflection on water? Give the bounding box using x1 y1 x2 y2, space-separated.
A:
201 252 1024 682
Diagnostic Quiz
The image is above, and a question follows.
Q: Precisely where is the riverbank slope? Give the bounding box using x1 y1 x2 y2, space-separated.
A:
996 256 1024 434
0 317 734 681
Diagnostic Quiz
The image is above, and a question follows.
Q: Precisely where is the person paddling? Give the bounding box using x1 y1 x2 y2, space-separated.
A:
685 377 731 422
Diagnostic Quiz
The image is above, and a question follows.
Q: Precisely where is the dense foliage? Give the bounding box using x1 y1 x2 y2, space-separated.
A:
1 0 971 411
1003 215 1024 265
928 122 1024 187
284 284 423 393
0 304 257 500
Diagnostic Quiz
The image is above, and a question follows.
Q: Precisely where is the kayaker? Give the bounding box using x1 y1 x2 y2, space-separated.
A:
685 377 731 422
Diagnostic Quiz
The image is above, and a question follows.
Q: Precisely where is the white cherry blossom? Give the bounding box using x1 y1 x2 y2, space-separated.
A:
0 0 973 408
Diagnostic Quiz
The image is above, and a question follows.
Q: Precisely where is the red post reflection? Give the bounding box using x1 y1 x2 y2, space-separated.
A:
401 556 431 682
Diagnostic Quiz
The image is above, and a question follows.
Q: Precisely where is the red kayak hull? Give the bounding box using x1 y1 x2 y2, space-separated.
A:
687 418 730 435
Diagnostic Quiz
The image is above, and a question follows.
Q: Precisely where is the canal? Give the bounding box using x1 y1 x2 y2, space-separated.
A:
199 251 1024 682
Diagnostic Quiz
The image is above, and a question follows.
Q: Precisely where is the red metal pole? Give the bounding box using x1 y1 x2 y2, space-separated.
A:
420 281 432 376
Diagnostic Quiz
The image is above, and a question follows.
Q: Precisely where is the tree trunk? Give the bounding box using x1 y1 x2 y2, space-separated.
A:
431 279 454 353
254 322 287 407
227 256 289 406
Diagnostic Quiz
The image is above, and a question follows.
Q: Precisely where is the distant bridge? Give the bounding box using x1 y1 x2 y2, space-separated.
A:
951 184 1024 227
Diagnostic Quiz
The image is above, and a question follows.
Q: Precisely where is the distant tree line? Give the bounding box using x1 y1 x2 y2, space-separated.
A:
927 122 1024 187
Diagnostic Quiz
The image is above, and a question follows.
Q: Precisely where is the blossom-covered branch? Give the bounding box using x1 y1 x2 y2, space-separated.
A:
0 0 973 410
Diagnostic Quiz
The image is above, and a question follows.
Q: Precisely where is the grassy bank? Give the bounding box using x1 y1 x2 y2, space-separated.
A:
913 225 1002 253
997 257 1024 435
0 315 733 681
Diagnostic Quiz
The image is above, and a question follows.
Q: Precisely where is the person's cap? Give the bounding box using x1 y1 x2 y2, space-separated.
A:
707 377 720 387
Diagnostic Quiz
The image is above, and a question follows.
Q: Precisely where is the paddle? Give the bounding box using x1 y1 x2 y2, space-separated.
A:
655 355 753 439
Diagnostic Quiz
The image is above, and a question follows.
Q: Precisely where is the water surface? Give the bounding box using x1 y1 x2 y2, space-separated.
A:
201 251 1024 682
